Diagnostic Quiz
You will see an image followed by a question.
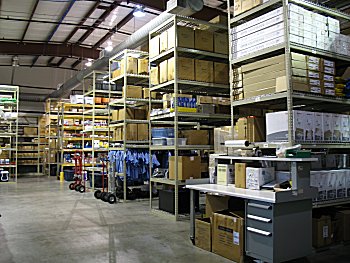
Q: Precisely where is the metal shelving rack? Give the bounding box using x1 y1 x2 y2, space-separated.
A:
82 70 112 190
0 85 18 183
108 49 152 201
148 15 231 220
228 0 350 207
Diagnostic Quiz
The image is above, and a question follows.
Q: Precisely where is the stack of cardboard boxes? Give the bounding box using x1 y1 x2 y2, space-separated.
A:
233 0 267 16
111 56 149 79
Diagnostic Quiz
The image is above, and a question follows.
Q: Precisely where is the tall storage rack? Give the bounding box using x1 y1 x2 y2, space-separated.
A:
108 49 152 201
82 70 113 190
0 85 18 183
148 15 231 220
228 1 350 208
44 99 59 177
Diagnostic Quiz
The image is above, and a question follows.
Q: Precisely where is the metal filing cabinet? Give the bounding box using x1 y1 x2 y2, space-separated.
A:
246 199 313 263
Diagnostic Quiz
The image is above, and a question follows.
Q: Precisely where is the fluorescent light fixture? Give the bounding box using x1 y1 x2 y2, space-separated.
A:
105 41 113 52
85 58 93 67
133 5 145 17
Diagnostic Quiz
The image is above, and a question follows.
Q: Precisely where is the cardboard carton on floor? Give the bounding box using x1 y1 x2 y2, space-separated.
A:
312 215 332 248
205 194 229 218
212 210 244 262
195 218 211 252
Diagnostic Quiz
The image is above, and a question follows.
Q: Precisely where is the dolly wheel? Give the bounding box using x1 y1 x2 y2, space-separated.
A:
94 190 102 199
79 185 85 193
69 183 75 190
74 184 81 191
101 192 108 202
108 194 117 204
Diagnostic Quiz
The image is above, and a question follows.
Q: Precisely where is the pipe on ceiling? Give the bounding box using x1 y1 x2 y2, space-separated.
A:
48 0 204 99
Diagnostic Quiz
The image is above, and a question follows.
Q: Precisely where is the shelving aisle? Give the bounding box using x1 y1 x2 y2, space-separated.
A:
0 85 18 183
148 15 231 220
108 49 152 201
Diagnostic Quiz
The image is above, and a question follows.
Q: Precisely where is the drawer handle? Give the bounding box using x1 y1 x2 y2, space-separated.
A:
247 214 272 223
248 203 272 210
247 227 272 236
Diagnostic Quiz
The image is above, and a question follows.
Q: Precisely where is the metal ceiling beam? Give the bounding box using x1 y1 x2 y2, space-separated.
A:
0 41 100 59
31 0 77 67
71 59 82 69
21 0 40 41
76 2 120 45
92 10 134 49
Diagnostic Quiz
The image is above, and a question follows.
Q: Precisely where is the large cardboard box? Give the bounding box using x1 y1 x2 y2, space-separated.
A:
120 57 138 75
212 210 244 262
122 85 142 98
214 33 228 55
118 108 134 121
168 25 194 49
335 210 350 242
242 54 285 73
195 218 212 252
111 110 119 121
169 156 201 180
159 30 168 53
24 127 38 135
159 60 168 83
312 215 332 248
179 130 209 145
143 88 157 99
209 15 228 25
195 30 214 52
205 194 229 218
150 66 159 86
126 124 138 141
168 57 195 81
137 124 148 141
134 109 147 120
235 163 247 189
195 60 214 83
149 35 160 58
214 62 229 84
137 58 148 75
236 116 265 142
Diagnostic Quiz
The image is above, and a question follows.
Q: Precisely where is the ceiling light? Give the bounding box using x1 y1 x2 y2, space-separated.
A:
133 5 145 17
85 59 93 67
105 41 113 52
12 56 19 67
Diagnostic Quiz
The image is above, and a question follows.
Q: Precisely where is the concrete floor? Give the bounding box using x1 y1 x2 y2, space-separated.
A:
0 177 349 263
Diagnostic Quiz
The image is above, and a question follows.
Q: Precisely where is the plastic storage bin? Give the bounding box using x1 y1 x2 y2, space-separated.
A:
166 138 187 146
152 138 167 145
64 170 75 181
152 128 174 138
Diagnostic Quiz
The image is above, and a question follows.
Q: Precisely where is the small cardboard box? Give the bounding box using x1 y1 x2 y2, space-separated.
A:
169 156 201 180
235 163 246 189
168 57 195 81
111 110 119 121
323 113 333 141
312 215 332 248
134 109 147 120
217 164 235 185
137 58 149 75
149 35 160 58
126 124 138 141
143 88 157 99
159 60 168 83
168 25 194 49
113 128 123 141
122 85 142 99
137 124 148 141
195 218 212 252
150 66 159 86
195 60 214 83
118 108 134 121
314 112 323 141
212 210 244 262
120 57 138 75
214 32 228 55
195 30 214 52
214 62 229 84
209 15 228 25
24 127 38 136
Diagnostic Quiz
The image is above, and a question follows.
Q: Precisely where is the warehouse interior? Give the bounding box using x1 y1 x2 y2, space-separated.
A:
1 0 350 262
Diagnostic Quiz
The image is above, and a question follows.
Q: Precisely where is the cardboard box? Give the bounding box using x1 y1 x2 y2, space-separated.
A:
214 32 228 55
335 210 350 241
241 54 285 73
205 194 229 218
169 156 201 180
111 110 119 121
212 210 244 262
143 88 157 99
217 164 235 185
246 167 275 190
195 60 214 83
113 128 123 141
24 127 38 135
134 109 147 120
168 25 194 49
195 218 212 252
179 130 209 145
137 124 148 141
122 85 142 99
195 30 214 52
198 96 213 104
168 57 195 81
118 108 134 120
235 163 246 189
137 58 148 75
315 112 323 141
209 15 228 25
113 124 138 141
120 57 138 75
149 35 160 58
150 66 159 86
312 215 332 248
333 114 342 141
159 30 168 53
159 60 168 83
214 62 229 84
236 117 265 142
323 113 333 141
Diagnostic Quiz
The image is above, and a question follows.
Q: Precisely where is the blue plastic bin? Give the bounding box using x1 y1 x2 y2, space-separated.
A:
152 128 174 138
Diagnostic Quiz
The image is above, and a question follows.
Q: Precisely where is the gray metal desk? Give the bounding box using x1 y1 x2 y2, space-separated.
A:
187 156 317 263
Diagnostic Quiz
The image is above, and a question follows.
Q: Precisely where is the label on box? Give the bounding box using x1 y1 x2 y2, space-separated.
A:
324 67 335 75
308 63 319 71
310 79 321 86
308 56 320 64
325 89 335 96
323 59 335 67
308 71 320 79
310 87 322 94
233 232 240 245
324 74 334 81
324 82 335 88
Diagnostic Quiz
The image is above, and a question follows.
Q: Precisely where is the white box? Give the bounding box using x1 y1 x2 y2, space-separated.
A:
332 114 342 141
305 111 314 141
323 113 333 141
323 74 334 82
310 171 327 201
84 97 93 105
246 167 275 190
326 170 337 200
217 164 234 186
341 115 350 142
310 86 322 94
70 95 84 104
345 169 350 197
336 170 346 199
314 112 323 141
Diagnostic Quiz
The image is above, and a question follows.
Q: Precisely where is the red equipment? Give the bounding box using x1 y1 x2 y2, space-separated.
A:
68 151 85 193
